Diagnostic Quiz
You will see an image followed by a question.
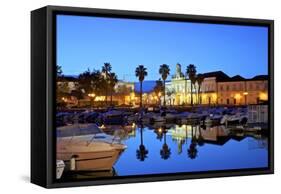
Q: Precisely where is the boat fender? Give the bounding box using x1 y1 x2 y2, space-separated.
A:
70 155 79 171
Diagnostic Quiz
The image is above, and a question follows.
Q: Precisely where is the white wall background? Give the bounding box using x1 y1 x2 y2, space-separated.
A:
0 0 279 193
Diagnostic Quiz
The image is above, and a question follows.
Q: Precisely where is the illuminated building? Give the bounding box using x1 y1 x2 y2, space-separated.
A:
165 63 197 105
217 75 268 105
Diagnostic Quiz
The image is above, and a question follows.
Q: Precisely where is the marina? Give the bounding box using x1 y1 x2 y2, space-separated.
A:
56 106 268 181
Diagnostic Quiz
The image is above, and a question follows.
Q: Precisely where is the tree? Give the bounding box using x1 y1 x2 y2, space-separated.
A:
78 69 105 107
186 64 197 106
196 74 204 104
116 84 132 105
136 124 148 161
108 72 118 106
78 68 92 94
159 64 170 106
135 65 148 109
56 65 69 102
153 79 164 105
187 125 198 159
160 127 171 160
102 63 112 105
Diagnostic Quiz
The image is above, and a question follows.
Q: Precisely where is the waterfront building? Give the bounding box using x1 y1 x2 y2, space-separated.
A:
199 71 229 105
165 63 197 105
217 75 268 105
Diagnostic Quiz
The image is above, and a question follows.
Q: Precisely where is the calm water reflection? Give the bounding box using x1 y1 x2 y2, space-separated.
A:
111 124 268 176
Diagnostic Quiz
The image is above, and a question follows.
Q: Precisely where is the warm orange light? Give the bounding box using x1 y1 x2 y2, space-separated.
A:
243 92 248 95
132 123 136 128
88 93 96 98
234 93 241 99
259 92 268 100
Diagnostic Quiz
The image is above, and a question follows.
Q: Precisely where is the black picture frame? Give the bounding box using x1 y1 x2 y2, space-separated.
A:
31 5 274 188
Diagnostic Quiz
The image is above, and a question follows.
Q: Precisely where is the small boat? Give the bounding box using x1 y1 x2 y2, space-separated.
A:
57 138 126 171
126 113 139 123
56 160 65 179
220 114 248 125
57 124 127 171
201 114 223 126
103 110 125 125
151 113 166 123
180 112 201 123
139 112 154 123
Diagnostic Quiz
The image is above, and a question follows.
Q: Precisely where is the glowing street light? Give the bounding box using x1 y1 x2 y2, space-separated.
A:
88 93 96 98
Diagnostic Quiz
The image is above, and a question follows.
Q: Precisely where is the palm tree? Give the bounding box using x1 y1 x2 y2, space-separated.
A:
78 69 105 107
136 124 148 161
196 74 204 104
108 72 118 106
135 65 148 109
197 127 205 147
153 79 164 105
102 63 112 105
160 128 171 160
186 64 197 106
159 64 170 107
187 125 198 159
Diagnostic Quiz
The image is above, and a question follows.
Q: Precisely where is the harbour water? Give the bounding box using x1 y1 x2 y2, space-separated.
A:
57 109 269 181
114 124 268 176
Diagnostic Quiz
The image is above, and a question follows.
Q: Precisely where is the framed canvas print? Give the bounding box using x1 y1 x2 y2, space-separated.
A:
31 5 274 188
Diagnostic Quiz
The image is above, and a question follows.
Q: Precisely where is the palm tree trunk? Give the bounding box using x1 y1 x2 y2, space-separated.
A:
140 127 143 145
140 81 143 109
163 80 166 107
190 81 193 106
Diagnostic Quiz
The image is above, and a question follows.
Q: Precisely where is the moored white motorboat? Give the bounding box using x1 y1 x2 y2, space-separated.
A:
220 113 248 125
57 124 127 171
57 135 126 171
56 160 65 179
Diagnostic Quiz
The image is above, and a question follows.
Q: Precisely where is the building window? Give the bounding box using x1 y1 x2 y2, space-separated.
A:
232 84 236 91
220 85 223 91
249 83 253 90
256 84 260 90
226 85 229 91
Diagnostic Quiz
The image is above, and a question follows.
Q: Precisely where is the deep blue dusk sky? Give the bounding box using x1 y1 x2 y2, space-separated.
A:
57 15 268 82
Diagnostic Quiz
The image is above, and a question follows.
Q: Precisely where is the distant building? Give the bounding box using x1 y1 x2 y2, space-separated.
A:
217 75 268 105
200 71 229 105
165 67 268 106
165 63 196 105
57 76 79 93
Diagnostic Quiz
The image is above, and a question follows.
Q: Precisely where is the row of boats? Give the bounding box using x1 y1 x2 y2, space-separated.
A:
57 107 249 127
56 107 261 179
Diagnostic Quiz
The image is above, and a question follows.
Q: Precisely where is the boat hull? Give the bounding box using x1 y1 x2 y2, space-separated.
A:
57 149 123 171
